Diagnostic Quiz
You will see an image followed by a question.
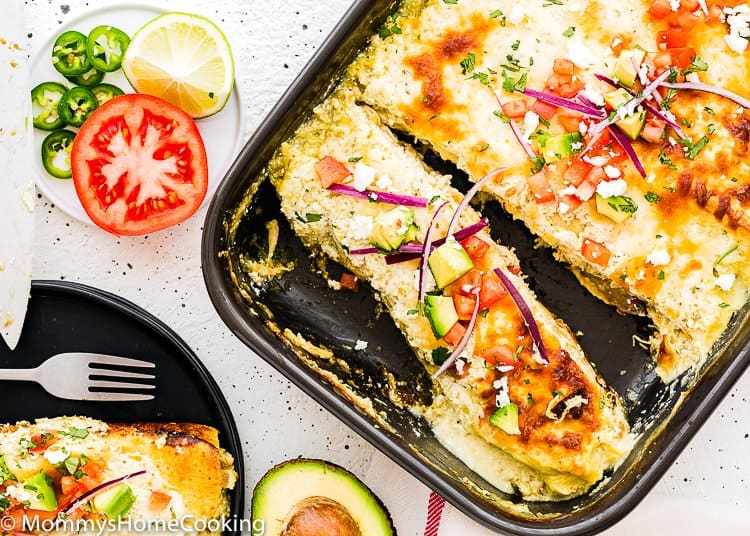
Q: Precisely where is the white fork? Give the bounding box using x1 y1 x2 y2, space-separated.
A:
0 353 156 401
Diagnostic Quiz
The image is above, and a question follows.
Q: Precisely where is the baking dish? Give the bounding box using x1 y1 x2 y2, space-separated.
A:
201 1 750 533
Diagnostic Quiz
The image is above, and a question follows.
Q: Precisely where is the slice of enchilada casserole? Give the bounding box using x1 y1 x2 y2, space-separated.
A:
269 88 632 501
350 0 750 381
0 416 236 535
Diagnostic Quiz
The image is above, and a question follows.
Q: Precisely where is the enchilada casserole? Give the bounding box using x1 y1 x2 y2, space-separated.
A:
268 88 632 501
0 416 236 535
349 0 750 381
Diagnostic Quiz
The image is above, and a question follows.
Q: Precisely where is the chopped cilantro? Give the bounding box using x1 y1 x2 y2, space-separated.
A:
379 15 402 38
680 56 709 76
295 212 323 223
0 455 16 483
715 245 738 266
432 347 451 366
599 398 605 409
429 195 442 204
524 378 531 384
479 143 490 152
645 191 660 204
563 26 575 37
493 109 511 123
704 106 715 115
679 136 709 160
471 71 491 85
460 52 476 75
527 393 534 405
708 123 716 135
552 389 562 398
62 427 89 440
530 156 546 174
719 302 731 308
348 156 362 162
620 274 628 281
490 9 507 25
607 196 638 214
658 270 665 280
511 39 521 51
479 308 490 318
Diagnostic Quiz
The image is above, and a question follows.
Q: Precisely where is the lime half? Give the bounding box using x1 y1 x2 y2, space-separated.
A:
122 12 235 118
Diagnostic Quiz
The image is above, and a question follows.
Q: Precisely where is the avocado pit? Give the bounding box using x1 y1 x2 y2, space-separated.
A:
281 496 362 536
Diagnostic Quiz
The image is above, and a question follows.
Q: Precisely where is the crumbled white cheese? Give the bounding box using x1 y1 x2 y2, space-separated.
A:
558 186 577 197
566 40 597 68
571 141 583 152
349 215 373 240
581 85 605 107
724 5 750 54
578 121 588 135
646 249 671 266
583 155 608 167
352 163 376 192
43 447 68 465
716 273 736 291
508 5 525 24
494 376 511 408
596 178 627 198
604 165 622 179
455 358 466 375
669 0 681 12
558 202 570 214
522 111 540 142
374 173 393 190
354 339 369 351
5 485 32 503
638 63 651 86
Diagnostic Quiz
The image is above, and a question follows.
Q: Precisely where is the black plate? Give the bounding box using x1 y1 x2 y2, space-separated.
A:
0 281 244 533
201 1 750 534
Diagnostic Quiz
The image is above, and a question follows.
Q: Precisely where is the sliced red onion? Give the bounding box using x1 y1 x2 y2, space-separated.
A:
589 69 672 138
521 88 606 118
595 74 687 139
608 124 647 178
446 168 505 238
491 90 538 160
418 202 449 304
431 289 481 379
350 243 424 255
660 81 750 110
697 0 709 16
576 93 599 110
384 220 489 265
328 184 428 208
59 470 147 517
493 268 549 365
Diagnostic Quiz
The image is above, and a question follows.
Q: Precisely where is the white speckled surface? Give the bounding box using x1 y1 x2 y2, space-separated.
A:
23 0 750 533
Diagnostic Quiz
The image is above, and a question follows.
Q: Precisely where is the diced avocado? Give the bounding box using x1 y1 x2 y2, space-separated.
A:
612 47 646 89
252 459 395 536
616 110 647 140
428 238 474 289
596 194 637 223
489 403 521 435
537 132 583 162
603 88 631 110
369 206 416 252
23 471 57 512
424 295 459 339
404 222 418 243
92 483 136 520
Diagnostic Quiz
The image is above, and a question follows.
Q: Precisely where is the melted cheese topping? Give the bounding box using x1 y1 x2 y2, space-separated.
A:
270 88 632 501
350 0 750 380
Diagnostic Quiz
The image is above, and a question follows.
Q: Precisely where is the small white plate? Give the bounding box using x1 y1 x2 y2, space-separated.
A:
30 3 244 225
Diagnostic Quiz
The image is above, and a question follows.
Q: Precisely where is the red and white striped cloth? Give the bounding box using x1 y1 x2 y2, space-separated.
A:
423 492 446 536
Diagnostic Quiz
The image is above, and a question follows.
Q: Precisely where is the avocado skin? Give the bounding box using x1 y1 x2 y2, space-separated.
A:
252 459 396 536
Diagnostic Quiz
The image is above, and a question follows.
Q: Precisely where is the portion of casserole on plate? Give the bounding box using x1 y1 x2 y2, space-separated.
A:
0 416 236 535
350 0 750 381
270 87 632 501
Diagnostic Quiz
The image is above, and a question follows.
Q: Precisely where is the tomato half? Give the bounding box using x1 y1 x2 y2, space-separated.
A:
71 94 208 236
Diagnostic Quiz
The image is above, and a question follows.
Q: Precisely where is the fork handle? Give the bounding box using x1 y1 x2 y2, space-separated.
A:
0 368 39 382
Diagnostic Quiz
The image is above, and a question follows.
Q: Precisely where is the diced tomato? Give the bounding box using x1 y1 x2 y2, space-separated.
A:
586 166 608 186
443 322 467 345
82 460 102 478
563 159 593 187
658 29 688 49
677 9 700 28
78 475 98 492
507 265 521 275
559 194 583 212
480 345 518 368
709 3 723 21
611 33 630 55
531 99 558 121
340 273 360 292
527 172 555 204
453 294 477 321
455 269 483 295
669 47 696 68
575 180 597 202
60 476 77 497
460 236 490 262
653 51 674 70
648 0 671 19
582 238 611 267
641 120 666 143
501 99 529 119
680 0 698 11
479 271 507 310
314 156 351 187
553 58 576 76
149 491 172 513
555 79 585 99
558 111 584 134
29 433 55 453
545 73 569 91
589 128 612 152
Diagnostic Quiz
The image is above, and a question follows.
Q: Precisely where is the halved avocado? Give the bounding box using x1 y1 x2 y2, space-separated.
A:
252 459 395 536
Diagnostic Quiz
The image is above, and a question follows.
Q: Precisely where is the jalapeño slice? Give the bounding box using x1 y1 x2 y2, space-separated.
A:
91 83 125 106
52 30 91 76
65 66 105 87
87 26 130 72
31 82 68 131
58 86 99 128
41 130 76 179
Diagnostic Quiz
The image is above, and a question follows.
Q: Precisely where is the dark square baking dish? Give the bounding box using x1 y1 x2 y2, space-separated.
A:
201 1 750 533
